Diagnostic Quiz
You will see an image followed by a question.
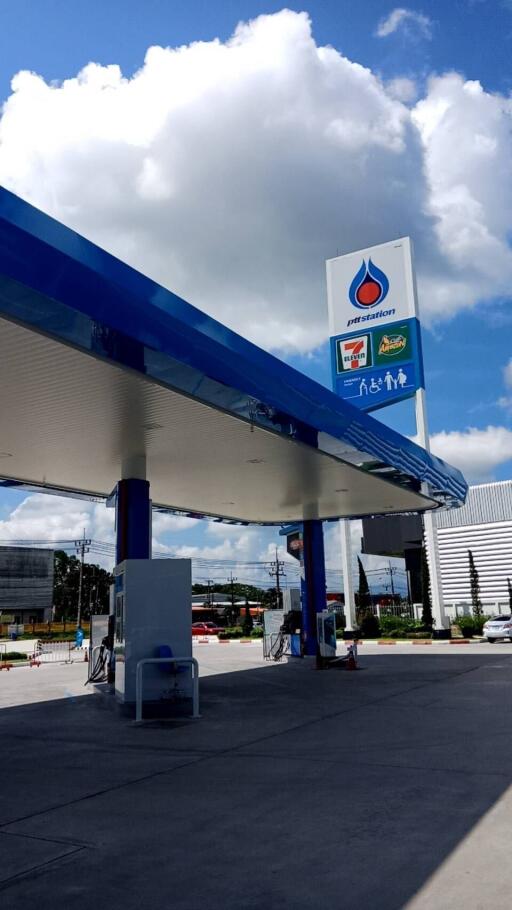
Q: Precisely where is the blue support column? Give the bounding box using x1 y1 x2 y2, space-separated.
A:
301 519 326 657
115 478 151 564
291 423 327 657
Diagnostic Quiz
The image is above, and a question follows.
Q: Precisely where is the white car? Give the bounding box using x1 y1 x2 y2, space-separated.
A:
482 616 512 642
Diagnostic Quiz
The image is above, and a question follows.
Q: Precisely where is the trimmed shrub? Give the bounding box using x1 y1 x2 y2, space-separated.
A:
359 612 380 638
379 615 424 636
0 651 27 661
250 627 264 638
456 614 490 637
218 627 244 640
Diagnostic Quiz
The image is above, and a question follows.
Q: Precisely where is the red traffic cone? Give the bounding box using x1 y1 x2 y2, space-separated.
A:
346 647 357 671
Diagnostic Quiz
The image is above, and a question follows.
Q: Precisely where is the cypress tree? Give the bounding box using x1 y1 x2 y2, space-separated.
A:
357 556 371 610
241 599 254 635
468 550 482 617
420 546 433 630
507 578 512 613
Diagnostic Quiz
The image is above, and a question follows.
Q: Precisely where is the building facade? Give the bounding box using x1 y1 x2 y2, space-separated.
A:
0 546 54 624
436 481 512 609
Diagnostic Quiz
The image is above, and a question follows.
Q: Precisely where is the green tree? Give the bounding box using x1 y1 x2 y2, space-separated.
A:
261 587 280 609
420 546 433 630
468 550 482 617
508 578 512 612
53 550 112 622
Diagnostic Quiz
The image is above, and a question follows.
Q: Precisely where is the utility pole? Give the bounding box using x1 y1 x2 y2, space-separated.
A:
74 530 91 629
388 561 398 602
89 566 97 618
228 572 237 605
227 572 237 625
268 547 286 608
205 578 214 608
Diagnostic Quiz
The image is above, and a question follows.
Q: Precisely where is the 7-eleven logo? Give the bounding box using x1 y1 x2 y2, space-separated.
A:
336 334 371 373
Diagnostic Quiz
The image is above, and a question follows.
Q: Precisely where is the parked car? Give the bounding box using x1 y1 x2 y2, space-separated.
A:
482 616 512 642
191 622 223 636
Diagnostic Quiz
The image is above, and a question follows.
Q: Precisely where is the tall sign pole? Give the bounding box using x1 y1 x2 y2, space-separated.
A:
409 249 447 633
415 386 447 632
339 519 356 633
326 237 448 634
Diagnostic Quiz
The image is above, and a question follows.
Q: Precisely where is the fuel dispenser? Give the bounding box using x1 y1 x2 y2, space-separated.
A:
316 610 337 659
112 558 192 710
263 606 302 660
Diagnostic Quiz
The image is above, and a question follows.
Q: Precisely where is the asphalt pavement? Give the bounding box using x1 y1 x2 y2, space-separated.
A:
1 642 512 909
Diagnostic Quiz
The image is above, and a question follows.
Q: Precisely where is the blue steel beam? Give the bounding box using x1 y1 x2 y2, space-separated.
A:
0 188 467 512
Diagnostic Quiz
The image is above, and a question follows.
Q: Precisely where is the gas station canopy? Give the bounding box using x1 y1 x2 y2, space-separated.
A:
0 189 466 524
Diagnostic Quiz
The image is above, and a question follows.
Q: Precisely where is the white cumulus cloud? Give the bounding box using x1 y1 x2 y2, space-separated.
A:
412 74 512 320
0 11 510 352
0 494 99 542
428 426 512 482
376 8 432 39
0 494 200 568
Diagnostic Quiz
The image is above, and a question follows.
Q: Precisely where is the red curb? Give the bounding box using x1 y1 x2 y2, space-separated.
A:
412 640 432 645
450 639 471 644
378 640 396 645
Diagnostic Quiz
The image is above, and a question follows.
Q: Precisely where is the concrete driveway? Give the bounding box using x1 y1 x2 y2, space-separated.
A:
1 643 512 909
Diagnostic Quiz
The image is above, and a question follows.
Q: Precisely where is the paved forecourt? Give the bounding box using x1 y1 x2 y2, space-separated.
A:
3 639 512 709
2 643 512 909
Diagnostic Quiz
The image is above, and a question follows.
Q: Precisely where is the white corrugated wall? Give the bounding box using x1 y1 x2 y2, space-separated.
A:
436 482 512 605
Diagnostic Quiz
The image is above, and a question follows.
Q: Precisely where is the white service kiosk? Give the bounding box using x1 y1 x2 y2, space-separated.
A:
316 610 337 659
113 559 192 708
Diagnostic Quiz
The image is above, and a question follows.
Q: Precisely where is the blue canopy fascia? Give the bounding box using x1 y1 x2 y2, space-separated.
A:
0 187 467 512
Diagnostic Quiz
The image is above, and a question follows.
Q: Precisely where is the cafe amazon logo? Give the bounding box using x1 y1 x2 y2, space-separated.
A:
378 333 407 357
348 258 389 310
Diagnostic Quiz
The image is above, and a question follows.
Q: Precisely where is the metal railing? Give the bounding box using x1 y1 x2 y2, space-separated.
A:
135 657 199 723
443 601 510 619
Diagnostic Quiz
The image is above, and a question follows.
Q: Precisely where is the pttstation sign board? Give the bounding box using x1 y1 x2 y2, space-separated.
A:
326 238 424 412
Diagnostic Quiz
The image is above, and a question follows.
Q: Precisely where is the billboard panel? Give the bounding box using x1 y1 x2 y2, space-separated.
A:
327 237 417 335
326 238 424 412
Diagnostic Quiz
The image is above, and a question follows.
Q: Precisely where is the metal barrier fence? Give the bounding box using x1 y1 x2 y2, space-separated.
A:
35 640 84 663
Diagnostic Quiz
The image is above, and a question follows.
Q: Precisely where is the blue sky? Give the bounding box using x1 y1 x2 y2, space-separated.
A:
0 1 510 590
2 1 511 98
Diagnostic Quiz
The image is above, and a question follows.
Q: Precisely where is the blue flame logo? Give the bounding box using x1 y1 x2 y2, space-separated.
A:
348 258 390 310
